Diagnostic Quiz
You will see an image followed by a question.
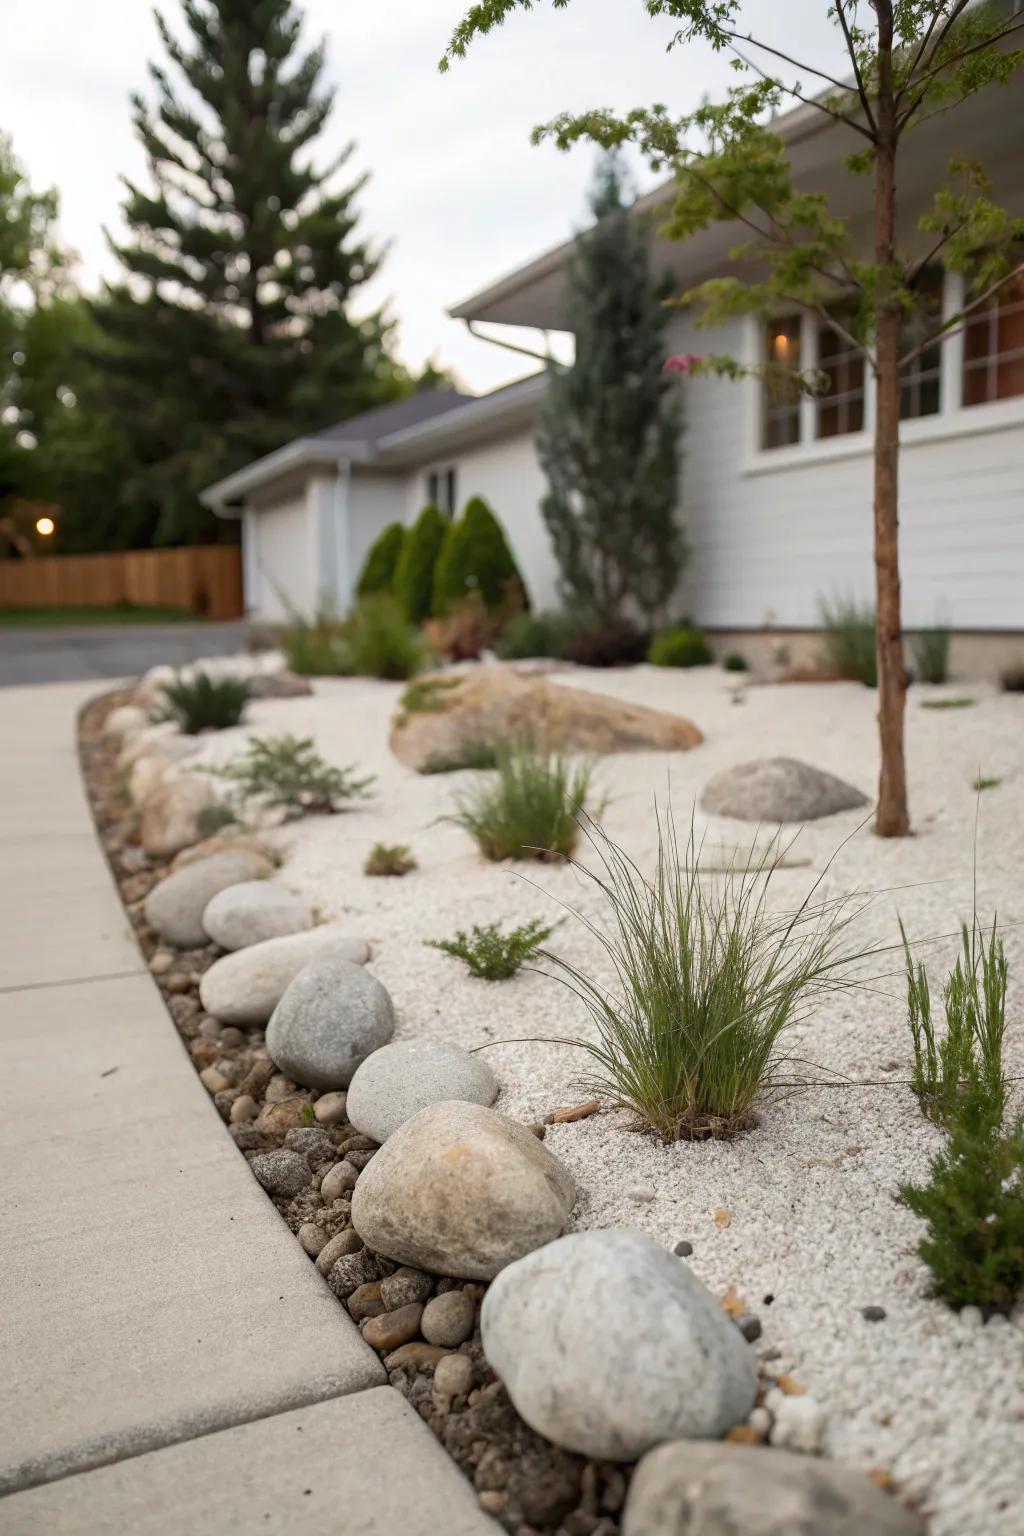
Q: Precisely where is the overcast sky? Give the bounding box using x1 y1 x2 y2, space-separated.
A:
2 0 845 392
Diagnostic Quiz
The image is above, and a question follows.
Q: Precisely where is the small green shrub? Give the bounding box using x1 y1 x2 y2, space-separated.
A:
911 624 951 685
196 802 239 837
282 611 352 677
445 745 597 862
364 842 417 877
347 595 430 680
357 522 407 599
547 810 862 1141
723 652 749 672
973 775 1002 792
819 596 877 687
211 733 373 818
394 503 447 623
426 918 558 980
432 496 522 616
155 671 249 733
420 739 500 774
498 610 577 661
900 1084 1024 1315
920 697 976 710
648 626 713 668
901 916 1008 1131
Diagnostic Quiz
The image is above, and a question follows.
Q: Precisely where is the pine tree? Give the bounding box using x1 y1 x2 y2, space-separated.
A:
536 158 683 624
94 0 411 545
395 502 447 623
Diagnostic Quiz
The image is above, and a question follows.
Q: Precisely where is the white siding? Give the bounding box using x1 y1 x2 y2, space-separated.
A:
246 487 314 623
669 313 1024 631
403 431 557 610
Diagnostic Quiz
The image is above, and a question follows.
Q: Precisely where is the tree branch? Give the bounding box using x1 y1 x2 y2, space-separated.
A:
906 217 969 285
726 41 873 139
899 0 972 101
897 15 1024 132
833 0 878 134
719 29 854 96
899 259 1024 368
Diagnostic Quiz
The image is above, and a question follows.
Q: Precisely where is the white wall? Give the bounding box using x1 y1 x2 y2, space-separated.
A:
668 312 1024 632
346 474 409 607
403 430 558 610
245 485 314 623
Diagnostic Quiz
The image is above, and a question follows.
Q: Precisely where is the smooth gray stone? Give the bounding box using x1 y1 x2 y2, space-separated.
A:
700 756 868 823
199 925 370 1026
266 955 395 1090
346 1037 498 1143
202 880 314 951
481 1228 757 1460
144 851 272 948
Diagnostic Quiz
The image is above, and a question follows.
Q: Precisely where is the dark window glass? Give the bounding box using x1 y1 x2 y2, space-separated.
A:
816 319 865 438
900 268 943 421
762 318 802 449
963 268 1024 406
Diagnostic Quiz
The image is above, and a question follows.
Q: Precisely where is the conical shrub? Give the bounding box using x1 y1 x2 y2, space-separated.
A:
356 522 406 599
432 496 522 615
394 503 447 623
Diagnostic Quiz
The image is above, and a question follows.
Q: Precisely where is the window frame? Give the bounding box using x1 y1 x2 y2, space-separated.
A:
425 465 458 515
744 271 1024 477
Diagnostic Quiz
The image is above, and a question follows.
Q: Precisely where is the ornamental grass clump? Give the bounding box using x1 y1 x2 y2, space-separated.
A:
156 670 249 733
364 842 417 877
211 733 373 819
427 918 558 980
446 745 597 862
546 810 863 1141
911 623 951 685
819 595 877 687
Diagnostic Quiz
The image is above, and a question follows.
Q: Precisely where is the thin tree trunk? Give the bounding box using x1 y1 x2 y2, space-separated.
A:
872 7 910 837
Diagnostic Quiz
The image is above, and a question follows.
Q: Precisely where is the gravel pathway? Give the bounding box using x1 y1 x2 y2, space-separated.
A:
188 664 1024 1536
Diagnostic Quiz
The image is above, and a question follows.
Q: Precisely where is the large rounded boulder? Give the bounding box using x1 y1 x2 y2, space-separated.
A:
199 925 370 1027
266 955 395 1090
346 1038 498 1143
144 849 273 948
351 1100 574 1280
481 1228 757 1460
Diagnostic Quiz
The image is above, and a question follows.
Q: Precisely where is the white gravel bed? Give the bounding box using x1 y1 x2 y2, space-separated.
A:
190 664 1024 1534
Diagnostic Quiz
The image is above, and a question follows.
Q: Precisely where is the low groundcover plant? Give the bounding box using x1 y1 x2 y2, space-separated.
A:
427 919 558 981
364 842 417 877
155 670 250 733
544 807 865 1141
211 732 373 818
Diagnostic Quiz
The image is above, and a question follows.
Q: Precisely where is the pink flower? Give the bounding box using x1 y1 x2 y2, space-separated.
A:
663 353 703 375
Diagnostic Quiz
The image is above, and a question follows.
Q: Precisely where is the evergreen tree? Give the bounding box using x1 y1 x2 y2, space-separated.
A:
357 522 406 599
536 158 683 624
432 497 521 616
94 0 412 545
396 502 447 622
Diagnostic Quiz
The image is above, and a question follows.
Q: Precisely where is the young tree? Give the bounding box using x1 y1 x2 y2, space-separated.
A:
94 0 413 545
537 157 683 624
443 1 1024 837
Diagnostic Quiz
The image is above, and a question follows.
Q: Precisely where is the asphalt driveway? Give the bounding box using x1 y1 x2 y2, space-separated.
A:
0 621 249 688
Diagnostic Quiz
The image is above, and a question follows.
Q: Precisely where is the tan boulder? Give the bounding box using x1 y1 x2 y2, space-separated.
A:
139 774 217 859
390 666 702 772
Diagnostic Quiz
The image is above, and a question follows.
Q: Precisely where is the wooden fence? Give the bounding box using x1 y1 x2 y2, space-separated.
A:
0 546 244 622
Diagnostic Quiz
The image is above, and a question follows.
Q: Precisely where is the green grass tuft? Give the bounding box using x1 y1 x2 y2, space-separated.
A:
399 674 461 714
445 745 598 862
420 739 500 775
364 842 417 877
545 809 864 1141
973 775 1002 792
920 697 976 710
911 625 951 685
819 595 877 686
426 919 558 980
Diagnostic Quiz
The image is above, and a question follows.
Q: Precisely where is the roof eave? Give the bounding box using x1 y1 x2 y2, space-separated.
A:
199 438 351 513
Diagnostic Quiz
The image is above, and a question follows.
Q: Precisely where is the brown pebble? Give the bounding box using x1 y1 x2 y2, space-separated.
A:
383 1342 451 1373
433 1352 474 1398
363 1303 424 1352
149 950 175 975
219 1026 245 1049
255 1098 310 1135
199 1065 231 1094
528 1122 547 1139
315 1229 364 1274
165 974 191 994
725 1423 765 1445
313 1091 348 1126
229 1094 258 1124
421 1291 474 1348
347 1280 387 1320
478 1491 507 1515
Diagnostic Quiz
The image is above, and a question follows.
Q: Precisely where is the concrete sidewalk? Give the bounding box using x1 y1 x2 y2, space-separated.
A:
0 682 495 1533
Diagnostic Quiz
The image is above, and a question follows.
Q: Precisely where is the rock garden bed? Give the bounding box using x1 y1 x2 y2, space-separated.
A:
78 660 1024 1536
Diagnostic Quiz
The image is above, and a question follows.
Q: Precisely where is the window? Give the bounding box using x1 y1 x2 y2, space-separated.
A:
900 268 943 421
816 317 865 438
962 268 1024 407
761 318 802 449
426 466 457 514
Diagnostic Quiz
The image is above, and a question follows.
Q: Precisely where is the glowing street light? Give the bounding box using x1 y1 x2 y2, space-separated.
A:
35 516 55 537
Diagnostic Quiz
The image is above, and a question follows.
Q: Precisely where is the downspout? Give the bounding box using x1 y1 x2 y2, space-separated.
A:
463 319 561 369
333 459 351 614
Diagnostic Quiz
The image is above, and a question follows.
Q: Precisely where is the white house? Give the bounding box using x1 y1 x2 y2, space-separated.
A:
201 70 1024 673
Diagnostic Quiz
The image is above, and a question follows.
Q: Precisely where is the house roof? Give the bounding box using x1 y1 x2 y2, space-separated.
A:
200 374 547 512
